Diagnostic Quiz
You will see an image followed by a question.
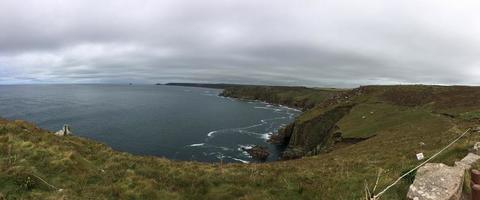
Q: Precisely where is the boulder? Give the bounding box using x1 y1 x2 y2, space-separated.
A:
55 124 72 136
473 126 480 132
407 163 464 200
455 153 480 170
281 147 305 160
242 145 270 161
471 142 480 155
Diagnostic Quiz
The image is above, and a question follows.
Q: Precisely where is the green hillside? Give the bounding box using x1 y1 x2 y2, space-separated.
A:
1 85 480 199
220 86 343 110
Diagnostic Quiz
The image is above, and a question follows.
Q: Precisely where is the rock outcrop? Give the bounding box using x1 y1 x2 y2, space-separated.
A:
279 104 355 159
407 163 464 200
268 123 295 145
471 142 480 155
242 145 270 161
407 153 480 200
455 153 480 171
54 124 72 136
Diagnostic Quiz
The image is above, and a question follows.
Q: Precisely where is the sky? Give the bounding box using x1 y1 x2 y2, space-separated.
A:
0 0 479 87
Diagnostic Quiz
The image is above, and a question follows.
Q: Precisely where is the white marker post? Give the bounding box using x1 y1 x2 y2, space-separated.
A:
416 153 424 160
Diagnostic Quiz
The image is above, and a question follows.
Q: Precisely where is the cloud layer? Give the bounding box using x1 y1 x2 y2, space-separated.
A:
1 0 479 87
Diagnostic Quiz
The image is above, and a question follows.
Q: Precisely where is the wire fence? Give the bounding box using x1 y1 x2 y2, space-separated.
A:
368 128 471 200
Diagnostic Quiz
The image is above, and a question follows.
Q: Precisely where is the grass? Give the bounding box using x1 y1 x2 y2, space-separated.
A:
221 86 341 110
1 85 480 199
459 111 480 122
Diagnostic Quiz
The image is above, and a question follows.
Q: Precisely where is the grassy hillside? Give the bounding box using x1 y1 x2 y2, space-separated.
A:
277 85 480 159
1 85 480 199
220 86 343 110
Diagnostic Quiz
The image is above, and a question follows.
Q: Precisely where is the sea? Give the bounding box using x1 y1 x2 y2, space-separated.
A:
0 84 300 163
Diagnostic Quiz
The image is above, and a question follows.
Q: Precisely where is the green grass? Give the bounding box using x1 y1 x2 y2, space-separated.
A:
459 111 480 121
1 85 480 199
221 86 341 110
338 103 431 138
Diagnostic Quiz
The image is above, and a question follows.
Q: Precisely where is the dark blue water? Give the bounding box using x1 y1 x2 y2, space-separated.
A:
0 85 300 163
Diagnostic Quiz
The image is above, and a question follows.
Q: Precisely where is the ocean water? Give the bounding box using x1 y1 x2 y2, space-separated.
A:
0 84 300 163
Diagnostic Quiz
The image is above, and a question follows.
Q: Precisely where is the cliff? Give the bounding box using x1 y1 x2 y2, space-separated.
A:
222 85 480 161
220 85 342 110
164 83 245 89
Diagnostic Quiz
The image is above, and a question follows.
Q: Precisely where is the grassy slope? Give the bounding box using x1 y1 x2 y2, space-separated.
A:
1 85 480 199
220 86 343 110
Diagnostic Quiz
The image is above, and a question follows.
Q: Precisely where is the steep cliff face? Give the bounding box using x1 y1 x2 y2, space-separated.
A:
281 104 355 159
220 85 354 159
221 84 480 161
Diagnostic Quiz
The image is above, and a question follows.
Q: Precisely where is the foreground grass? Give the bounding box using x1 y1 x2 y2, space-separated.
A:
1 85 480 199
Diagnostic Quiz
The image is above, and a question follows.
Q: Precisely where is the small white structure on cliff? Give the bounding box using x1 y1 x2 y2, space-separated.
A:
55 124 72 136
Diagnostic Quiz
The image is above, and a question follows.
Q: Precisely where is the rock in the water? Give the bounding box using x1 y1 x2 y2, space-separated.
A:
407 163 464 200
242 145 270 161
55 124 73 136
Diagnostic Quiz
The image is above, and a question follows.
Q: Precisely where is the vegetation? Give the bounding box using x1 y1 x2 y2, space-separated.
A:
163 83 246 89
1 85 480 199
220 85 343 110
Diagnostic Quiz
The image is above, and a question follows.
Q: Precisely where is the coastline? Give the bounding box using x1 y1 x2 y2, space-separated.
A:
2 84 480 199
1 84 301 163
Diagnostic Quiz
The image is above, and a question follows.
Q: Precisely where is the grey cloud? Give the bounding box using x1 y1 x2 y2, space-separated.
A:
0 0 479 87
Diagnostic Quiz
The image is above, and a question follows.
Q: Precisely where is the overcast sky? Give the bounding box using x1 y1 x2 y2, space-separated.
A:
0 0 479 87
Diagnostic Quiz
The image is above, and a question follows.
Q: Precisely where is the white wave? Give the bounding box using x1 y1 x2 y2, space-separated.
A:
240 151 252 158
238 144 253 150
219 146 232 151
231 158 250 164
240 123 264 130
254 106 275 110
238 130 261 135
261 117 287 123
261 132 273 140
188 143 205 147
207 131 217 137
280 105 302 112
216 154 225 160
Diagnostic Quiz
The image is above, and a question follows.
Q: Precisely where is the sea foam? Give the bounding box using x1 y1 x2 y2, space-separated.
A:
231 158 250 164
188 143 205 147
207 131 217 137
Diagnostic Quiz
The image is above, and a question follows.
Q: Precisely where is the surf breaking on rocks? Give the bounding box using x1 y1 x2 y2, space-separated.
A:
184 100 301 163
